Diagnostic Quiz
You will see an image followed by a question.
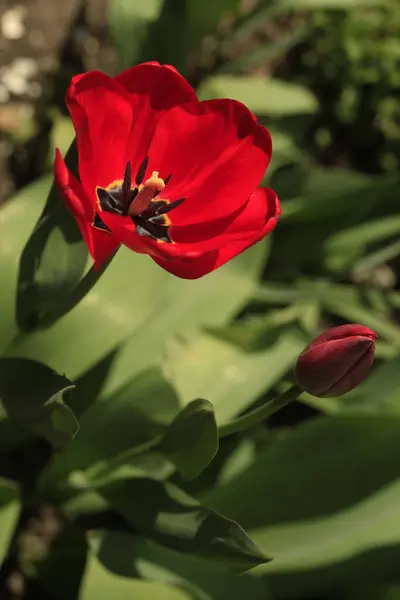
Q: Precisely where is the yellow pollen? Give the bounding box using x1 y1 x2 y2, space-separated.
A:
128 170 165 216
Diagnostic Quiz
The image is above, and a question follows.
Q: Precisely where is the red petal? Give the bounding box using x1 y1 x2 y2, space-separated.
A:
149 188 280 279
305 324 378 350
114 62 197 109
67 64 198 203
146 186 279 256
147 99 272 225
152 250 219 279
171 186 280 249
66 71 134 196
54 148 120 269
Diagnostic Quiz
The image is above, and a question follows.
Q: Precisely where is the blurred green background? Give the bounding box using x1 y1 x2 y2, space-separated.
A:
0 0 400 599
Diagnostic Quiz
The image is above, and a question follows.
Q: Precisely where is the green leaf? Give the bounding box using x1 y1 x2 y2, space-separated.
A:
7 240 267 398
277 169 398 223
91 532 273 600
82 544 194 600
198 76 318 116
221 27 307 74
157 399 219 480
341 355 400 414
206 306 300 351
164 329 304 424
96 475 271 571
109 0 165 69
0 479 19 565
324 215 400 273
0 358 78 450
39 368 179 493
16 141 88 333
206 414 400 596
310 281 400 348
0 177 51 351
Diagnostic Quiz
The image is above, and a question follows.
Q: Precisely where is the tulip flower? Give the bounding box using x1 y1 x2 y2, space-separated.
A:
295 324 377 397
54 62 280 279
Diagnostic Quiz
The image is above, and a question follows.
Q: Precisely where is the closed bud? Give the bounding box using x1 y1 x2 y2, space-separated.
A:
295 324 377 397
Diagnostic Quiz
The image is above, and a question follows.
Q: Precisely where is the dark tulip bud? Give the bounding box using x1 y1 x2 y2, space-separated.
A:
295 324 377 397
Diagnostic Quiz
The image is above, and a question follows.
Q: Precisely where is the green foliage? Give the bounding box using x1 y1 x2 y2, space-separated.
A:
0 0 399 598
279 3 400 172
0 358 78 450
157 399 219 480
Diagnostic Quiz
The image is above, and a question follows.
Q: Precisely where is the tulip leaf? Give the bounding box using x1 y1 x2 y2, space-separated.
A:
206 413 400 597
0 358 78 450
82 543 193 600
16 205 88 332
0 176 51 352
157 399 219 480
198 75 318 116
8 238 267 396
93 474 271 572
164 329 304 424
15 141 88 333
341 354 400 413
38 367 181 498
91 532 273 600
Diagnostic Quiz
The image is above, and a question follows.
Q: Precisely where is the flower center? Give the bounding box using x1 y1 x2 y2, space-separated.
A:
93 157 184 244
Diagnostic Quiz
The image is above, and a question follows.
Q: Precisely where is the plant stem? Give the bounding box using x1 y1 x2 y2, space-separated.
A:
218 384 302 438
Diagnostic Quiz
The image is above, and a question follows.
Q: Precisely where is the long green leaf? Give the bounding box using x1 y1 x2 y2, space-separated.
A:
91 532 273 600
96 475 271 572
206 414 400 595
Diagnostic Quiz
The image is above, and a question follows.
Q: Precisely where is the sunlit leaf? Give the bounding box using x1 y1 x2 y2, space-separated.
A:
164 329 304 424
198 75 318 116
92 532 273 600
82 542 193 600
207 414 400 595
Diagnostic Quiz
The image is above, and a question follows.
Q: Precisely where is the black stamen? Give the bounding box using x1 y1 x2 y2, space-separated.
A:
153 173 172 197
97 188 124 215
93 212 112 232
136 156 149 185
122 161 132 207
135 218 172 243
155 197 185 215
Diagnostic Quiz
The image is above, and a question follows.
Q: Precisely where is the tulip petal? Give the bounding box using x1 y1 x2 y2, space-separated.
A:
147 99 272 225
149 189 279 279
54 149 120 269
66 71 134 196
114 62 197 108
67 64 198 205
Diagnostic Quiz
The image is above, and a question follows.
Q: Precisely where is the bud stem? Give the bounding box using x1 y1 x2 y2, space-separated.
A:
218 384 303 438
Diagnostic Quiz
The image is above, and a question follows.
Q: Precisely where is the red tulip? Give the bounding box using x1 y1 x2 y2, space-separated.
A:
295 324 377 397
54 62 280 278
